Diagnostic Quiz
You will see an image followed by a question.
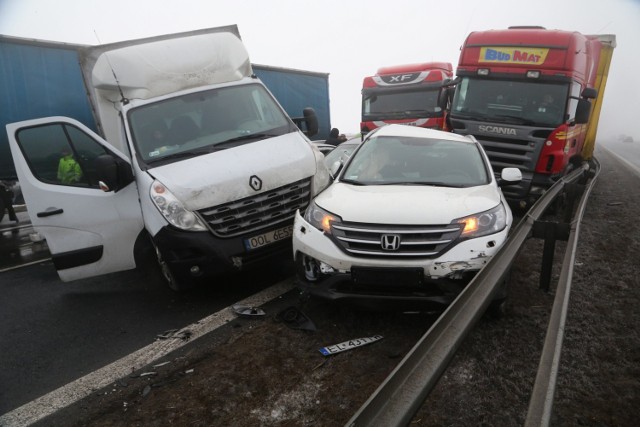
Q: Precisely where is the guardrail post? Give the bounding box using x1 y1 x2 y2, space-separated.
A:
532 221 570 291
563 183 585 224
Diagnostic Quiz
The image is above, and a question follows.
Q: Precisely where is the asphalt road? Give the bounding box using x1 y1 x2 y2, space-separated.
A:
1 137 636 418
0 224 293 415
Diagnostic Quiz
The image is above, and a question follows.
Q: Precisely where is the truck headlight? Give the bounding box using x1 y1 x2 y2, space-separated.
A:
304 202 341 234
150 180 207 231
454 203 506 239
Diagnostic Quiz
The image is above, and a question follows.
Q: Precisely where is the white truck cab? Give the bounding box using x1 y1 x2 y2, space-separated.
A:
7 26 329 289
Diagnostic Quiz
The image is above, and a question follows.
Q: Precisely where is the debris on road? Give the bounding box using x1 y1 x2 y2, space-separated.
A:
232 304 266 317
276 306 317 331
156 328 192 341
319 335 384 356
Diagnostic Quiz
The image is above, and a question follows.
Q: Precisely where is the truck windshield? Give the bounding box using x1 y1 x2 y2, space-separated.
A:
450 78 569 127
362 88 442 120
128 83 294 165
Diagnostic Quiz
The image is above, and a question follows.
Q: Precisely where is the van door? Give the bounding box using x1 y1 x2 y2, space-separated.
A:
6 117 144 281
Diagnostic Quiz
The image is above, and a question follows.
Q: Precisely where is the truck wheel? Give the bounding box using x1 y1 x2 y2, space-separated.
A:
0 197 5 222
152 243 190 292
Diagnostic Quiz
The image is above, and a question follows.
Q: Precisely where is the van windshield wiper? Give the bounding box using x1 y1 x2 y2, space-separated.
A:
147 149 209 164
215 133 277 148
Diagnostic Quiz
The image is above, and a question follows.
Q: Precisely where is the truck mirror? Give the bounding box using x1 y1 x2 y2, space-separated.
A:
581 87 598 99
575 99 592 124
292 107 319 138
437 88 449 110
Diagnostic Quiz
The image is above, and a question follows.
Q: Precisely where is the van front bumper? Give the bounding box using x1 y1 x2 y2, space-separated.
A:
153 224 291 283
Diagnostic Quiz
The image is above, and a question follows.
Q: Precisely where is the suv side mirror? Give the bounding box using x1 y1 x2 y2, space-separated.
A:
498 167 522 186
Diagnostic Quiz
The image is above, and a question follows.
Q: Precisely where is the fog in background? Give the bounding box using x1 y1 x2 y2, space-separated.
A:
1 0 638 143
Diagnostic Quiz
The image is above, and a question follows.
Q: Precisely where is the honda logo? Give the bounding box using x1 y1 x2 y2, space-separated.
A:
381 234 401 251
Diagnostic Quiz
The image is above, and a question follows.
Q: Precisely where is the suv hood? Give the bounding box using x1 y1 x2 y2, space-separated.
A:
315 182 501 224
148 132 316 210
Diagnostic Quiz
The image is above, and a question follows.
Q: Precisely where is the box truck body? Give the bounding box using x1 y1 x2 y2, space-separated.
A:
2 26 330 289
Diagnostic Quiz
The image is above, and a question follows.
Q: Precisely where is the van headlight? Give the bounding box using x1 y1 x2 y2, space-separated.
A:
150 180 207 231
304 202 341 234
311 149 331 197
454 203 506 239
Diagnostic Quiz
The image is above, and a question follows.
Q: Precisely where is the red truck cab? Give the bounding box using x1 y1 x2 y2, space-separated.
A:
361 62 453 135
448 26 615 208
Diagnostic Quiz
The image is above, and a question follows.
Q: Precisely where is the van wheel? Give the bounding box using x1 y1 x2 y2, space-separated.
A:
152 243 189 292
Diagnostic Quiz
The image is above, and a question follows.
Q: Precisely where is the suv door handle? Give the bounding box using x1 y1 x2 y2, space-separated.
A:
37 208 64 218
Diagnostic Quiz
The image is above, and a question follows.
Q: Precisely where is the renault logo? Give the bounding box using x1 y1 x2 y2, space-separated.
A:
249 175 262 191
381 234 401 251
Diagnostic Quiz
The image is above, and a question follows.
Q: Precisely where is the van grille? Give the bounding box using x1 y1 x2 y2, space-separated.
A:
331 222 463 258
197 178 311 237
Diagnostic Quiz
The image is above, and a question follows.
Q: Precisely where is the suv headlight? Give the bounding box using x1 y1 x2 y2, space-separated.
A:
454 203 507 239
150 180 207 231
304 202 342 234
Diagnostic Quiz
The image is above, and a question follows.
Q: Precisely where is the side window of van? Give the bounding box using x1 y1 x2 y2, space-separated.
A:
16 123 109 188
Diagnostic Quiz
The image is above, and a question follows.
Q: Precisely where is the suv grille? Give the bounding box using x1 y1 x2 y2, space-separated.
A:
331 222 463 258
197 178 311 237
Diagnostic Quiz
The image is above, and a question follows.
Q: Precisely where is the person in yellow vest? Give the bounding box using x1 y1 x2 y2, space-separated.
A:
57 150 82 184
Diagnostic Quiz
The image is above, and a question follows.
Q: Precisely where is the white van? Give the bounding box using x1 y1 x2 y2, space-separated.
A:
6 27 330 290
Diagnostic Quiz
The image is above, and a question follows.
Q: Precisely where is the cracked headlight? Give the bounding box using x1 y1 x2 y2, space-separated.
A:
304 202 342 234
454 203 506 239
150 180 206 231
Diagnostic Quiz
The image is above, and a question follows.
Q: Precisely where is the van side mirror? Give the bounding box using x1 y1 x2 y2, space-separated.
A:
292 107 319 138
575 99 592 124
94 154 134 192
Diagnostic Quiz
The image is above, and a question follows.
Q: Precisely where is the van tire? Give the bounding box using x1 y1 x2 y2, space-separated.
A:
151 242 191 291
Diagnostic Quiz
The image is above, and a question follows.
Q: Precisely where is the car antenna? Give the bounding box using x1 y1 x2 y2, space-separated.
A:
93 30 129 105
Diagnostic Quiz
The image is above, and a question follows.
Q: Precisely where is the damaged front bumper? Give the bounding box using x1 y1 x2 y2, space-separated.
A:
292 211 509 309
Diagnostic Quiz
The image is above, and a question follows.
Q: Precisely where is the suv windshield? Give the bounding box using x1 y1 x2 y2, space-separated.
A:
128 83 293 166
342 134 489 187
450 78 569 127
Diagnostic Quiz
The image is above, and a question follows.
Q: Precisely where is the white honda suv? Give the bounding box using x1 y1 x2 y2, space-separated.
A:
292 124 521 310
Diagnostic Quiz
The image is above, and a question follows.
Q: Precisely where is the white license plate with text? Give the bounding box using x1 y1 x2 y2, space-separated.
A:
244 225 293 250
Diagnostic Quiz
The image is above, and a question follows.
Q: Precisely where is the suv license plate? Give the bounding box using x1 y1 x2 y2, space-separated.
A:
244 225 293 251
319 335 384 356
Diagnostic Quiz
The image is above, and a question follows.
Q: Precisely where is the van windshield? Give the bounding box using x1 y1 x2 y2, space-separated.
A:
128 83 294 166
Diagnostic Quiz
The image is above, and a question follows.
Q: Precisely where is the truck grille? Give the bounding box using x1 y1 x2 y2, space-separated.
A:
330 222 463 258
197 178 311 237
477 135 540 171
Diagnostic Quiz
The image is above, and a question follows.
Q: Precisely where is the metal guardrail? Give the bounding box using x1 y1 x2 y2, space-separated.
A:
525 158 600 426
346 161 595 427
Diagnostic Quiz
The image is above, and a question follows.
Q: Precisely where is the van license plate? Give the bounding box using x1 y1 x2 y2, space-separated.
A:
244 225 293 251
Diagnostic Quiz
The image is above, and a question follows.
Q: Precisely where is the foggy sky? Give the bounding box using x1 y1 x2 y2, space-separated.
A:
1 0 638 141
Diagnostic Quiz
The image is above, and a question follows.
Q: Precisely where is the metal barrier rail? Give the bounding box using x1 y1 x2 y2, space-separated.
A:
525 158 600 426
346 162 594 427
